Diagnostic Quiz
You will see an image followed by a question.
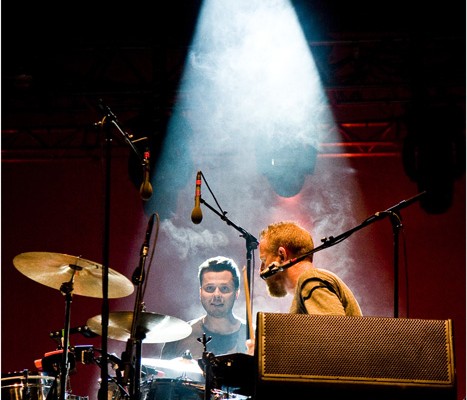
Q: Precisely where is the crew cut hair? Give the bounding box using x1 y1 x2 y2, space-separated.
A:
198 256 241 290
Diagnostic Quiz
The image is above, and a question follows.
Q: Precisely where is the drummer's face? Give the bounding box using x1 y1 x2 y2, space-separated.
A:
200 270 238 318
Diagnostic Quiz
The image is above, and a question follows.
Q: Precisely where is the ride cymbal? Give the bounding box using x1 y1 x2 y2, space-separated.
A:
13 252 134 299
86 311 192 344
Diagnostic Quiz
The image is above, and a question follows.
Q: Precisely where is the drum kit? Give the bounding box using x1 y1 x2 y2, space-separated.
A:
3 252 251 400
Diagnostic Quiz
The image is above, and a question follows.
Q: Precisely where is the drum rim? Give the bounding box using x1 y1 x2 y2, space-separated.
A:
1 375 55 383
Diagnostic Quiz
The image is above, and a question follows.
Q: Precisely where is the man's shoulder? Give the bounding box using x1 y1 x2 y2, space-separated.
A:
187 315 204 327
301 267 339 279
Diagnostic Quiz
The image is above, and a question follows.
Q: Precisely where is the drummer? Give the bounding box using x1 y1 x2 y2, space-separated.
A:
160 256 248 360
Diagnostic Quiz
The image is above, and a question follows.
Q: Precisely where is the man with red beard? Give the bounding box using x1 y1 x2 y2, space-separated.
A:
247 220 362 354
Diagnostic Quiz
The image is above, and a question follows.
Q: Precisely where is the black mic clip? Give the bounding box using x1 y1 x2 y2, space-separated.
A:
260 262 283 280
132 267 145 285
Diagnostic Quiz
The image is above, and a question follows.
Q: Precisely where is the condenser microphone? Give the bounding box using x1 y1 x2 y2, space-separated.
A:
191 171 203 224
132 213 156 285
260 256 304 280
142 213 156 250
260 262 283 280
140 148 153 201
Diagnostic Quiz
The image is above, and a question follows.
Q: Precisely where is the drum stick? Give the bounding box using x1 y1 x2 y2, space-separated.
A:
242 266 254 339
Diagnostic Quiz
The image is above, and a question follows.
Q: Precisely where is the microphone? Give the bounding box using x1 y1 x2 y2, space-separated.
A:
260 261 283 280
191 171 203 224
140 148 153 201
144 212 156 248
260 256 303 280
133 213 156 284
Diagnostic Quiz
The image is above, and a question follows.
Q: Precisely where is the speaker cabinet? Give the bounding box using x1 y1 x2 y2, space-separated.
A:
255 313 456 400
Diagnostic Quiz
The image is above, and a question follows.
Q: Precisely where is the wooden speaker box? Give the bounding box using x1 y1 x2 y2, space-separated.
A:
255 313 456 400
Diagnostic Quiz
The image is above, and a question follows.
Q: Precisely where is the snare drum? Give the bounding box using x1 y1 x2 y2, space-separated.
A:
1 371 55 400
147 378 204 400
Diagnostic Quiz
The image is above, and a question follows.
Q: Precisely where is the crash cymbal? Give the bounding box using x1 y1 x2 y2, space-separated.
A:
86 311 192 344
13 252 134 299
141 357 203 375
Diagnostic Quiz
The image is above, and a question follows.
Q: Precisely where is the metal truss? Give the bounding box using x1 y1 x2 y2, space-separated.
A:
2 32 464 161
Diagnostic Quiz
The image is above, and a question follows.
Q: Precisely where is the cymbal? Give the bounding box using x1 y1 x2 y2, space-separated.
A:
141 357 203 375
13 252 134 299
86 311 192 344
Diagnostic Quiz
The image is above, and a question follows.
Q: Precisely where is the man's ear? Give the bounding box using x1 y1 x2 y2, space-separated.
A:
278 246 287 262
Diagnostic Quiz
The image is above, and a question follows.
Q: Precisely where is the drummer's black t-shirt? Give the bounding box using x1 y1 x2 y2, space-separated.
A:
160 316 248 360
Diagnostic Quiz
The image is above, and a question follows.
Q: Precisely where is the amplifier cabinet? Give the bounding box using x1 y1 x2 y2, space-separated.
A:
255 312 456 400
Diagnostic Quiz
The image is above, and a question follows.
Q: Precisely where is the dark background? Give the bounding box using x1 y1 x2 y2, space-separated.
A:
2 1 465 399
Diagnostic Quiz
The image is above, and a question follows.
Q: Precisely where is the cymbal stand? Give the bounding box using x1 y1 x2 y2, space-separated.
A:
199 334 215 400
58 271 77 400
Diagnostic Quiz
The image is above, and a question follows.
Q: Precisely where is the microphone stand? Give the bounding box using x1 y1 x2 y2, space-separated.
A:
261 191 427 318
199 197 258 339
95 100 148 400
122 213 156 400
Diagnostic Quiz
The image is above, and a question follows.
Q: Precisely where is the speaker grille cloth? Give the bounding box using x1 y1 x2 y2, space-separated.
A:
259 313 453 385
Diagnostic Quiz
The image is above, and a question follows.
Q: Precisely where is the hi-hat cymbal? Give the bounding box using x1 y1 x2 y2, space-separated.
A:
141 357 203 375
13 252 134 299
86 311 192 344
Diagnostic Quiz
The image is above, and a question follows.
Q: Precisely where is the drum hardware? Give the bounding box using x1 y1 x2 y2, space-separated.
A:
35 350 77 377
98 377 128 400
87 310 192 400
102 377 154 400
1 369 56 400
12 252 134 400
145 378 251 400
201 351 216 400
199 353 254 400
36 346 95 371
140 356 204 382
146 378 204 400
195 333 217 400
32 346 96 400
93 349 129 400
210 389 251 400
49 326 98 341
101 379 125 400
98 359 164 400
140 365 165 381
71 345 95 366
